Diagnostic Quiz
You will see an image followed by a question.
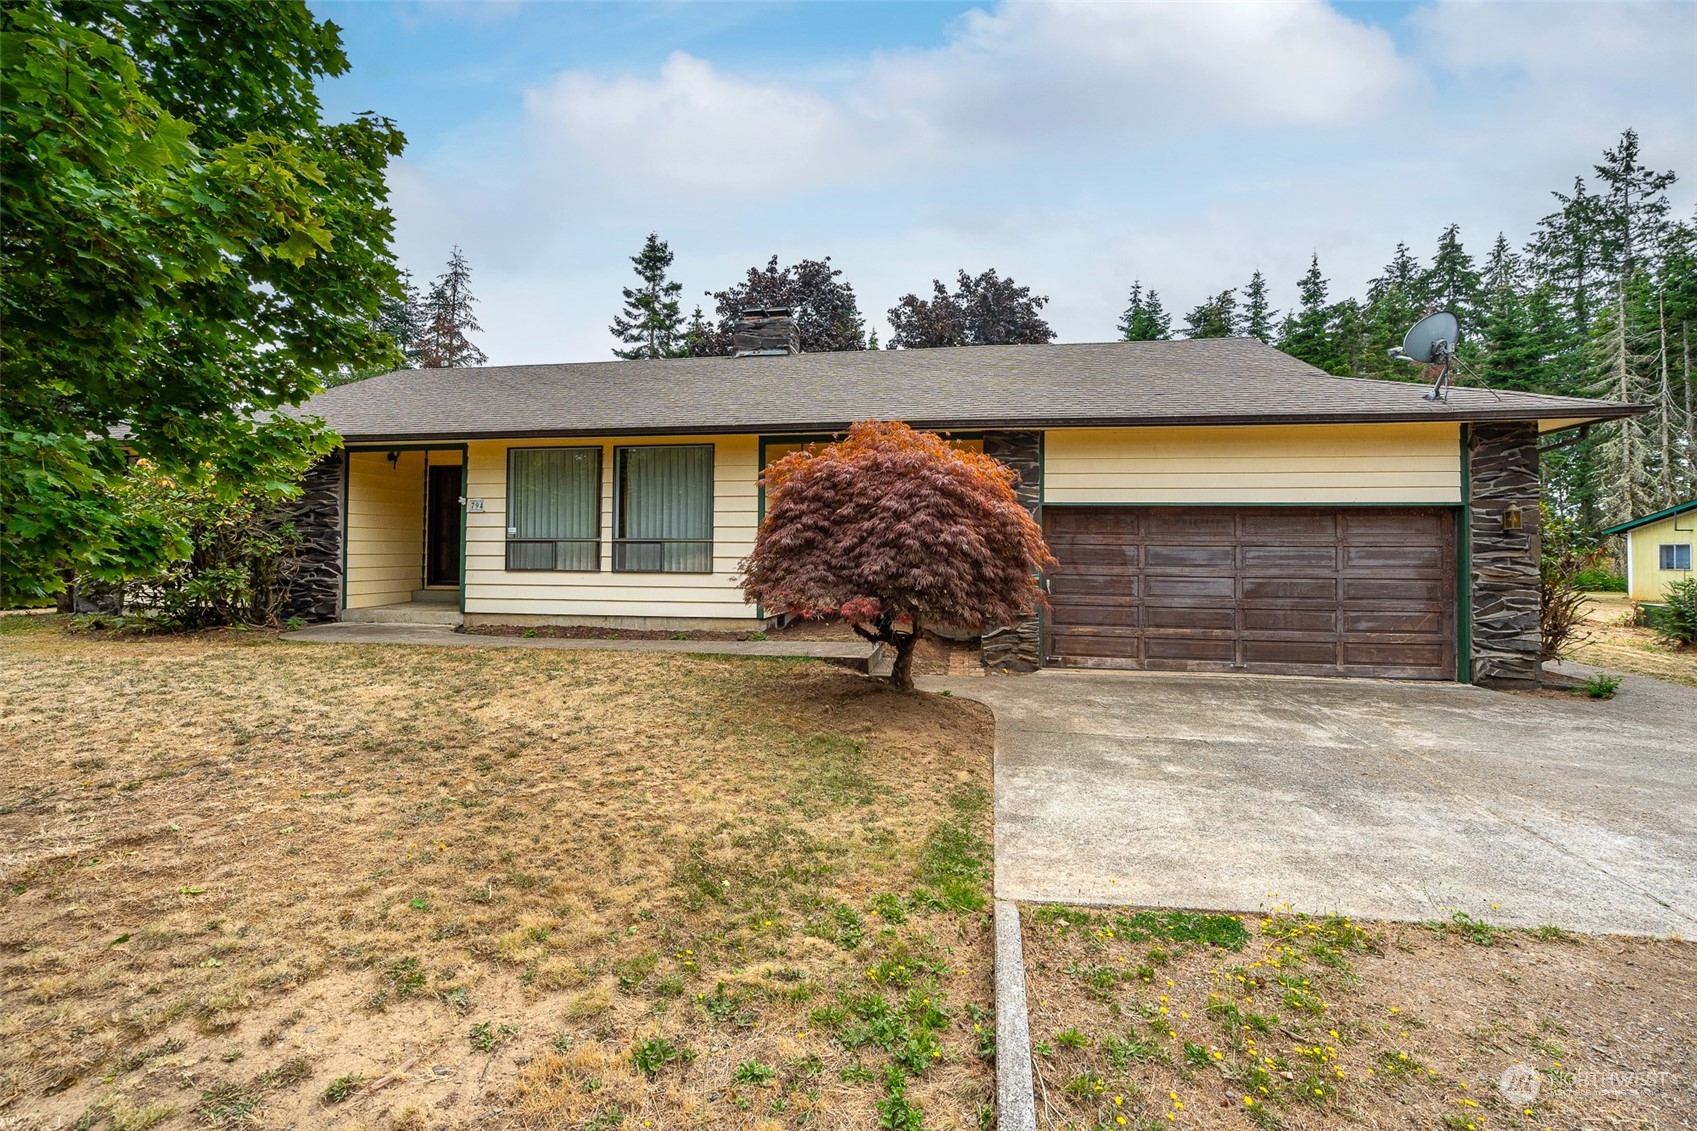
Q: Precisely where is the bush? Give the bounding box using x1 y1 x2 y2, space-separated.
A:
1538 504 1602 663
1645 578 1697 646
98 458 305 629
1571 567 1627 592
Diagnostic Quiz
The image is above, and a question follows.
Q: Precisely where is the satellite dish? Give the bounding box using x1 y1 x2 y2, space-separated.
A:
1387 311 1462 402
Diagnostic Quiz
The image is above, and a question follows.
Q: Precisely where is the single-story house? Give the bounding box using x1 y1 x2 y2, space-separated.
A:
1601 499 1696 603
292 311 1641 688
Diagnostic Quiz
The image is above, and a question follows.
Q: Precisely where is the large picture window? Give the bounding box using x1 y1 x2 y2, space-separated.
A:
506 447 601 570
615 445 714 573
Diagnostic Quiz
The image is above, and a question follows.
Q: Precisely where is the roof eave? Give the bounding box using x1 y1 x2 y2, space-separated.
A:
330 402 1646 444
1600 498 1697 536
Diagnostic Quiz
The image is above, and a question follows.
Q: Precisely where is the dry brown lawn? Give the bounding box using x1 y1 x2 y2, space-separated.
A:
1020 906 1695 1131
0 618 996 1130
1564 592 1697 688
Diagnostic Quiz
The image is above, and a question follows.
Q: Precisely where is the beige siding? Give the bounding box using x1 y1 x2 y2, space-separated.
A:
1043 423 1463 505
1626 515 1696 602
463 435 762 621
346 451 423 608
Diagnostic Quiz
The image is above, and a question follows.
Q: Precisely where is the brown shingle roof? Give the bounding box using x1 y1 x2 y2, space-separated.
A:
304 338 1641 441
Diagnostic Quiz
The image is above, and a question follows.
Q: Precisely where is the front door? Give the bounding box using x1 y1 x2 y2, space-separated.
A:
426 464 462 587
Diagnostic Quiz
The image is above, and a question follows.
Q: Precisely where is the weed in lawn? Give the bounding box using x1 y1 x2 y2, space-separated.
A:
1583 671 1623 698
630 1037 689 1077
321 1074 364 1104
194 1083 259 1128
107 1102 176 1131
253 1056 313 1090
733 1059 776 1085
469 1020 519 1052
1426 911 1501 946
1054 1026 1092 1049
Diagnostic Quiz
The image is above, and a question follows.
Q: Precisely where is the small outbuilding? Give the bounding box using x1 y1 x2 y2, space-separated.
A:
1601 499 1697 604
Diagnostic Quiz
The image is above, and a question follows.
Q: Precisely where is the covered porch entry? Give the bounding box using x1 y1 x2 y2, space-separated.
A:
342 446 467 625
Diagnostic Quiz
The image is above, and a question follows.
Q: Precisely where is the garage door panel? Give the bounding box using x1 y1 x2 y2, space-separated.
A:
1239 513 1338 538
1146 604 1235 630
1345 578 1447 602
1050 603 1140 628
1048 631 1143 659
1044 506 1455 679
1343 610 1445 634
1146 512 1236 538
1344 511 1448 539
1342 641 1447 667
1242 607 1337 633
1145 636 1236 662
1144 575 1236 598
1146 544 1235 569
1241 545 1338 572
1345 545 1445 571
1050 568 1137 594
1242 638 1339 666
1241 578 1338 601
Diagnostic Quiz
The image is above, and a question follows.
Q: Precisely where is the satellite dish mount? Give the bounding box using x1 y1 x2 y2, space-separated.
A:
1388 311 1461 402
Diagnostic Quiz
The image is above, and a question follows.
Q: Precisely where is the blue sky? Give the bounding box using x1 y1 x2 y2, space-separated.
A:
311 0 1696 365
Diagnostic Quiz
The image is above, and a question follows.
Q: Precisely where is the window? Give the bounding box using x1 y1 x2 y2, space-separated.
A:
615 445 713 572
506 447 600 570
1660 543 1693 571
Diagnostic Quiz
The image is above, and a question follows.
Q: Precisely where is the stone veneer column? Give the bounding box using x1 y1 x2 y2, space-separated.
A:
1468 422 1542 687
980 430 1043 672
282 450 345 623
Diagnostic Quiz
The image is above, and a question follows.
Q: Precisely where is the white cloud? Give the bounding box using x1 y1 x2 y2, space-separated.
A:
862 1 1415 147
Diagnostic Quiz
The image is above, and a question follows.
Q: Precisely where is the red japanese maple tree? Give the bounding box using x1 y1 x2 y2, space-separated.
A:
740 420 1056 688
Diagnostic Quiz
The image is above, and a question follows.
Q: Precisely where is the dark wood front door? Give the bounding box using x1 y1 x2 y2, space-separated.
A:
426 464 462 587
1043 506 1457 679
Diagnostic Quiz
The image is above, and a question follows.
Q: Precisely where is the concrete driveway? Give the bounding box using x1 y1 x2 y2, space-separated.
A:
919 666 1697 936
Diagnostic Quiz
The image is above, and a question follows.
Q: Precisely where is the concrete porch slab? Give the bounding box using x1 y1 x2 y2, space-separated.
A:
340 603 463 626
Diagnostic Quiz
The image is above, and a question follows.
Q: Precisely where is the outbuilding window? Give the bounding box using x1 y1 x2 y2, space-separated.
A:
506 447 601 570
614 445 714 573
1660 543 1692 570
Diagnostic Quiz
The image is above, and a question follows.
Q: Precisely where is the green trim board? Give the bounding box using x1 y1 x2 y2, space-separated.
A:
1600 498 1697 536
1456 428 1472 684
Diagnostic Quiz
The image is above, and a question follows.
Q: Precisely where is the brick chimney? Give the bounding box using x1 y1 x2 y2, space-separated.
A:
733 307 800 357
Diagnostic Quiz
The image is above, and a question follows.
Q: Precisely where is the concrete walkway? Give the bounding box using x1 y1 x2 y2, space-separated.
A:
919 666 1697 937
282 620 878 663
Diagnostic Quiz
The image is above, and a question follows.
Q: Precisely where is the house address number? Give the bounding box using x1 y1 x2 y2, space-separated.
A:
463 497 485 512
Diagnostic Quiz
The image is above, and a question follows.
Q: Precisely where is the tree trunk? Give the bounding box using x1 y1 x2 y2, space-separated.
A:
889 612 920 690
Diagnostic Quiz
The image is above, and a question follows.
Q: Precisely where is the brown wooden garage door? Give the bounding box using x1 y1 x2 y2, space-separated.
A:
1043 507 1457 679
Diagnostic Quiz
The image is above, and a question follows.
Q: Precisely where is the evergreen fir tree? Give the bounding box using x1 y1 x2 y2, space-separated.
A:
1420 224 1483 325
418 247 487 369
1361 242 1427 381
1181 288 1238 339
682 306 714 358
1117 281 1171 341
609 232 687 359
1278 255 1347 375
1240 270 1276 342
375 269 422 363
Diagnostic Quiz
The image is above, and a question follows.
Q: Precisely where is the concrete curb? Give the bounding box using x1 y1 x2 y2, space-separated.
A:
994 899 1036 1131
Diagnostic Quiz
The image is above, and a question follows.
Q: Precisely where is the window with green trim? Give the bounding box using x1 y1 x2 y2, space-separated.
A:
614 445 714 573
506 447 601 571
